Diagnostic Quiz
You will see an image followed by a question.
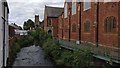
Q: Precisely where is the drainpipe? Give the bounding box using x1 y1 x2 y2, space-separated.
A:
2 2 6 68
68 8 71 41
96 1 99 47
79 2 81 44
62 13 64 40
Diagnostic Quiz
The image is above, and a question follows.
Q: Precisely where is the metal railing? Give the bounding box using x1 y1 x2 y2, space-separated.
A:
58 39 120 64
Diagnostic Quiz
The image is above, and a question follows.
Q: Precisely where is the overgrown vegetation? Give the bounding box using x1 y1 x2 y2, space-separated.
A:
42 38 94 67
9 28 94 67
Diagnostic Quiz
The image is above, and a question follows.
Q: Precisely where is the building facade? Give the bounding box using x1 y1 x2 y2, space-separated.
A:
57 0 120 64
44 6 63 38
58 0 120 49
0 0 9 67
58 13 64 39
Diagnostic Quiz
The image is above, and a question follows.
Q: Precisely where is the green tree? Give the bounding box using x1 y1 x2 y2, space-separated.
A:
23 19 35 30
18 26 22 30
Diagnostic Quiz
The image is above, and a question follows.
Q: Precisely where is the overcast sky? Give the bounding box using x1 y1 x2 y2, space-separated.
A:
7 0 65 27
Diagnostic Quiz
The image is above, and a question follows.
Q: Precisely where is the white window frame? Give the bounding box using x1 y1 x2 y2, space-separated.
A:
83 0 91 11
104 0 113 3
64 3 68 18
72 0 77 15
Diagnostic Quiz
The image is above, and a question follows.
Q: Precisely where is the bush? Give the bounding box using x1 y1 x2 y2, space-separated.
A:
42 37 94 67
28 28 50 46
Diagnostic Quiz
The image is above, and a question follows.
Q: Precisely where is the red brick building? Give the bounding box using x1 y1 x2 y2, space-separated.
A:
58 1 120 49
44 0 120 64
63 1 81 42
44 6 63 38
98 2 119 49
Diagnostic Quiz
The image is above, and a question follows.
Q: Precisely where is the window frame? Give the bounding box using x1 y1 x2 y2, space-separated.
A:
72 0 77 15
104 16 117 33
47 18 52 26
72 24 76 32
64 3 68 18
83 0 91 11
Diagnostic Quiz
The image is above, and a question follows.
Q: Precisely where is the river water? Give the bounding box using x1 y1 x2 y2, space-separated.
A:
13 45 54 67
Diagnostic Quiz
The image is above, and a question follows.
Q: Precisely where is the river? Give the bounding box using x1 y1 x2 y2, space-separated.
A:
13 45 54 67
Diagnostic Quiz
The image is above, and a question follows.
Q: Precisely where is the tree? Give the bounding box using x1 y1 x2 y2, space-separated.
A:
39 20 44 29
23 19 35 30
18 26 22 30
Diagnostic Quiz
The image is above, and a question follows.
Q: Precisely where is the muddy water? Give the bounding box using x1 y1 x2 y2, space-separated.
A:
13 45 54 67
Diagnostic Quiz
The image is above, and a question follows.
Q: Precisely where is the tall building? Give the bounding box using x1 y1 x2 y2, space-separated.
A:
35 15 39 28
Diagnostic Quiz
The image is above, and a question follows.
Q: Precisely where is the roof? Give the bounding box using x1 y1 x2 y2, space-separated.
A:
45 6 63 17
9 23 20 29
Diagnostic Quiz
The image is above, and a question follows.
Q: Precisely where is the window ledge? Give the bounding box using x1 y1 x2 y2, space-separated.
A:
83 7 91 11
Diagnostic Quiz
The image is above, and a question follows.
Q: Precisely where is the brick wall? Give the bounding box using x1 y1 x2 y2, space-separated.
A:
99 2 119 48
81 2 96 44
118 2 120 48
52 18 59 38
58 14 63 39
70 3 79 41
63 2 71 40
44 15 47 32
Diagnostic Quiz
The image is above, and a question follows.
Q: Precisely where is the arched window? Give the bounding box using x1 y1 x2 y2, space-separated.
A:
104 16 116 32
84 21 90 32
47 18 52 26
110 16 116 32
48 30 52 36
72 24 76 32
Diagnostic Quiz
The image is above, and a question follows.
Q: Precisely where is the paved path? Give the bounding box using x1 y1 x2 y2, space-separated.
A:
13 45 54 67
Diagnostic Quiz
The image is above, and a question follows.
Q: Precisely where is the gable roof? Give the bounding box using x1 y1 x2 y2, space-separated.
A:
9 23 20 29
45 6 63 17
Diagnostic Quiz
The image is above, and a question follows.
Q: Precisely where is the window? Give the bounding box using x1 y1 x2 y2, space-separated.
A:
104 0 112 2
48 30 52 36
47 18 52 26
64 3 68 18
84 21 90 32
72 0 76 15
72 24 76 32
83 0 91 11
105 16 116 32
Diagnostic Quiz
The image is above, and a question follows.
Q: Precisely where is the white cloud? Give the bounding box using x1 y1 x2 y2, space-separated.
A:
7 0 64 27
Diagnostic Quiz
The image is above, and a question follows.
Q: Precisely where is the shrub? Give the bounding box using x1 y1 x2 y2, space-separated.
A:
42 37 94 67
